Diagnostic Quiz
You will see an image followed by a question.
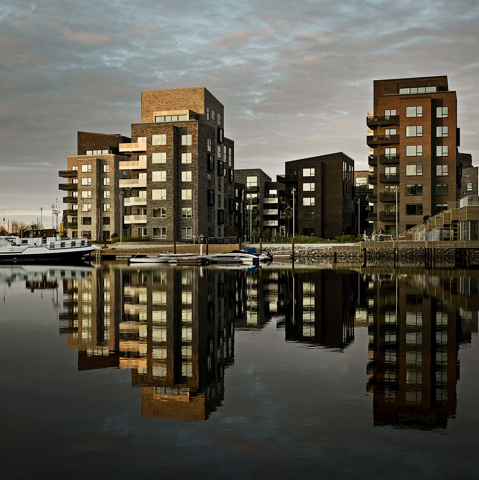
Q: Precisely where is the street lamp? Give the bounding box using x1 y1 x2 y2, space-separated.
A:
292 187 296 238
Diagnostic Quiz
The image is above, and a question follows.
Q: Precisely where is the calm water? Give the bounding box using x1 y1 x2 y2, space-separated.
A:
1 263 479 479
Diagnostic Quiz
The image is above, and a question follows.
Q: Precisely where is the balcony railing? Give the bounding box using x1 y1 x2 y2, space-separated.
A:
124 215 147 224
366 115 400 127
124 197 147 207
367 212 377 221
369 175 377 185
263 209 279 215
119 179 147 188
65 222 79 229
379 154 400 165
367 193 377 203
263 220 279 227
368 156 377 166
379 173 399 183
367 134 400 147
264 198 278 204
246 185 258 192
379 211 398 222
64 209 78 216
355 185 370 194
59 170 78 178
119 160 147 170
63 196 78 203
379 193 397 202
59 183 78 191
119 141 147 153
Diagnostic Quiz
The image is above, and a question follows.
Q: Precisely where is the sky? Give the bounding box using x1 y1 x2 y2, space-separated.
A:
1 0 478 227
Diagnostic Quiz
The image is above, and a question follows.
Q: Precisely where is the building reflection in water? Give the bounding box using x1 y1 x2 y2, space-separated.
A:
366 273 478 430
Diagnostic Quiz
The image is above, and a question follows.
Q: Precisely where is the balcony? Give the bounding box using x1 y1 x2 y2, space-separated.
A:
119 141 147 153
367 135 399 147
63 196 78 203
246 185 258 193
59 170 78 178
65 222 79 229
263 209 278 215
367 192 377 203
366 115 400 128
264 198 278 204
124 197 147 207
263 220 279 227
379 193 397 202
368 156 377 167
369 175 377 185
379 211 398 222
64 209 78 216
379 174 399 183
367 212 377 221
379 154 400 165
124 215 147 224
59 183 78 191
119 179 147 189
119 160 147 170
355 185 370 195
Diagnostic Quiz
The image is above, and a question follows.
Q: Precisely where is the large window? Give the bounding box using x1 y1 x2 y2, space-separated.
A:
81 191 91 199
182 171 192 182
303 168 315 177
182 135 192 146
152 171 166 182
406 204 423 215
81 164 91 172
436 106 449 118
406 106 423 118
152 189 167 200
436 146 449 157
436 165 449 176
153 207 166 218
436 126 449 137
182 208 192 218
182 153 192 164
406 145 423 156
303 197 315 206
82 204 92 212
385 128 396 136
385 166 396 178
182 189 192 200
400 86 436 94
303 183 315 192
153 227 167 239
406 165 423 176
246 176 258 187
181 227 192 239
152 134 166 145
152 152 166 163
81 177 92 186
467 182 473 192
406 126 423 137
406 184 423 196
436 184 448 196
155 114 187 122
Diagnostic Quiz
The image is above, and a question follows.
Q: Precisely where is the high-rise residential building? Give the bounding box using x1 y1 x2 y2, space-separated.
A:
60 131 131 241
118 87 235 241
367 75 463 235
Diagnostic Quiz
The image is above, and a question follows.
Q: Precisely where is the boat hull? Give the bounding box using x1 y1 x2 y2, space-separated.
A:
0 247 95 264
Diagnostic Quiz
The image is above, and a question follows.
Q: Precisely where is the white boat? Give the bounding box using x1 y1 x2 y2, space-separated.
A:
0 236 95 263
128 253 197 265
208 251 261 266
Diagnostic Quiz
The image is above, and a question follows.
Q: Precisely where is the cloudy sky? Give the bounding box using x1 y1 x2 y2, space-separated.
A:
1 0 478 227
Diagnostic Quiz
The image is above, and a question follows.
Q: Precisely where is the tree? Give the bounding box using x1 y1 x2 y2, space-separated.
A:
251 229 259 243
262 228 271 242
283 205 293 237
225 222 238 237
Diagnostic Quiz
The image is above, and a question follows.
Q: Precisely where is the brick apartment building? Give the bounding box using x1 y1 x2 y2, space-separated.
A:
118 87 235 241
367 75 464 235
60 131 131 240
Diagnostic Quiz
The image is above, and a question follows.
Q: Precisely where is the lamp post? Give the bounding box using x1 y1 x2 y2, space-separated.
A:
395 187 398 239
292 187 296 238
249 195 252 241
119 190 123 245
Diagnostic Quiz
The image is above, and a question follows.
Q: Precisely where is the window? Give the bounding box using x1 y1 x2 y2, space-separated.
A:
152 152 166 163
137 137 147 144
436 203 448 213
182 171 192 182
152 134 166 145
385 185 397 193
218 113 221 126
467 182 473 192
436 184 448 196
436 106 449 118
182 135 192 146
103 191 110 199
436 126 448 137
406 126 423 137
303 197 315 206
217 146 221 158
153 227 167 239
303 183 315 192
182 153 192 164
152 171 166 182
406 165 423 176
399 86 436 94
385 147 397 158
138 155 147 162
406 204 423 215
406 106 423 118
81 191 91 199
81 177 92 186
207 138 212 152
155 114 187 122
82 217 92 225
385 128 396 136
246 176 258 187
72 191 78 198
212 110 215 120
406 145 423 156
303 168 315 177
72 179 78 184
152 189 167 200
103 178 110 186
436 146 448 157
228 147 232 165
385 109 396 116
206 107 210 120
406 184 423 196
103 217 110 225
72 166 78 171
138 190 147 198
302 212 315 221
103 165 110 173
181 227 192 239
385 204 396 215
153 207 166 218
182 189 192 200
182 208 192 218
82 203 92 212
81 165 91 172
385 166 397 178
436 165 449 176
103 204 110 212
